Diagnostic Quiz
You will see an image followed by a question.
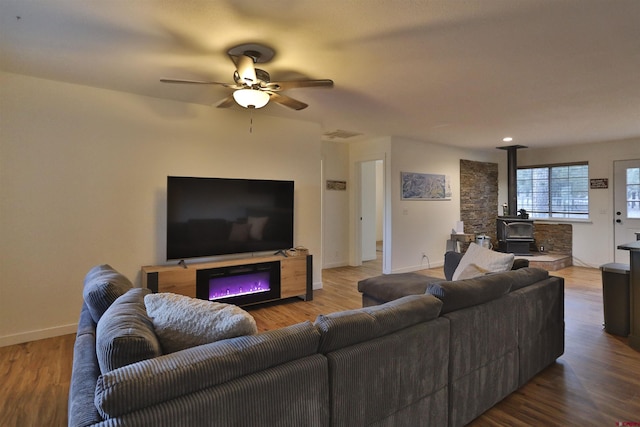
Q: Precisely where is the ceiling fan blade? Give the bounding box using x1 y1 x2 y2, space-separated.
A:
266 79 334 91
160 78 238 88
236 54 257 86
268 92 308 110
215 95 236 108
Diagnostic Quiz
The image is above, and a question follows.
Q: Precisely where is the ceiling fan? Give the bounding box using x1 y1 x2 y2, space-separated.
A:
160 43 333 110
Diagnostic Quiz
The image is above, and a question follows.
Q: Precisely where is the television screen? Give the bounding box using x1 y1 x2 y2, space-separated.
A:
167 176 294 260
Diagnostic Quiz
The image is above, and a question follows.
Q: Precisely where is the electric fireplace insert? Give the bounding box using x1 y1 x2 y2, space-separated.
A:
196 261 281 306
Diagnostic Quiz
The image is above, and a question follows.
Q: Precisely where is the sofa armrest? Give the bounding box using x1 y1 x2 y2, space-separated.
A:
68 303 103 427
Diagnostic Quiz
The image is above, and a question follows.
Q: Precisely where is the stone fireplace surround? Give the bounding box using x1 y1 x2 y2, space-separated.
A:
460 159 572 260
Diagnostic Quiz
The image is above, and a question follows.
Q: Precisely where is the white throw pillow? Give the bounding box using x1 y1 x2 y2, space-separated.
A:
144 293 258 353
452 242 515 281
455 263 490 280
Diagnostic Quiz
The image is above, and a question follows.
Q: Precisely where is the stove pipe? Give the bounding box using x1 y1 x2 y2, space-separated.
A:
497 145 527 216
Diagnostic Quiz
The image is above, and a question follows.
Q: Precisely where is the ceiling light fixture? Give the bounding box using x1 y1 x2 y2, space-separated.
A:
233 89 270 109
503 137 514 142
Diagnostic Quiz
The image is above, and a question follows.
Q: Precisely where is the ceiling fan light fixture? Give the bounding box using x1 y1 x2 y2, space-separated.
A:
233 89 270 109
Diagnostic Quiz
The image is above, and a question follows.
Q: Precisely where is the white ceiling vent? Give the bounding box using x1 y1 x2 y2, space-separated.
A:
323 129 363 140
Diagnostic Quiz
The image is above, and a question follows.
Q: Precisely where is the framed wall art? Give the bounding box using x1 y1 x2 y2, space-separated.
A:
326 180 347 191
401 172 451 200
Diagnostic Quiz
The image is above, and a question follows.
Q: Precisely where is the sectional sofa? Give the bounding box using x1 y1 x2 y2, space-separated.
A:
69 258 564 426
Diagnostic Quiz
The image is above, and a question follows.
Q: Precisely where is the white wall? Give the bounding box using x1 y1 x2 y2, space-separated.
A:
321 140 350 268
348 136 502 273
389 137 502 272
0 72 323 346
518 138 640 267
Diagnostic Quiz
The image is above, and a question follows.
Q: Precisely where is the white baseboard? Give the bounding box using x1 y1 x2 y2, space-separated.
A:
323 260 349 269
391 261 445 274
0 323 77 348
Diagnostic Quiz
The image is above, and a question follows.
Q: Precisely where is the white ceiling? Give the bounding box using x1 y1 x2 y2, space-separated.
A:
1 0 639 149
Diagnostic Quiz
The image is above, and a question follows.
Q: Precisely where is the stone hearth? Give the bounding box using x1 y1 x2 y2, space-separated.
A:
515 253 572 271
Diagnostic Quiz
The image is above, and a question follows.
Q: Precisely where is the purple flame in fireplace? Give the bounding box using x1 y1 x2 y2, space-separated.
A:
208 271 271 301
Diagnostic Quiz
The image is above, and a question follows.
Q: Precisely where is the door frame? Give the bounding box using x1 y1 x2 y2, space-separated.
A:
613 158 640 263
351 153 390 274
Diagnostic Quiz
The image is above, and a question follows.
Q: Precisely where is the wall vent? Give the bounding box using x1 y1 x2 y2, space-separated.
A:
323 129 363 140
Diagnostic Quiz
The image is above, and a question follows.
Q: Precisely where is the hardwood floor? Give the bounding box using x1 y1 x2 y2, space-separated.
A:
1 259 639 426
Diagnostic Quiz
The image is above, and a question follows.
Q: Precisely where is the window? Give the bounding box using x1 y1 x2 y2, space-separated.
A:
517 162 589 219
628 167 640 219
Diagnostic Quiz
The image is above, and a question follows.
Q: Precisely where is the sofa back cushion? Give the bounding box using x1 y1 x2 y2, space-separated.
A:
507 267 549 291
314 294 443 353
427 273 512 314
96 288 162 374
326 318 449 426
512 276 565 385
83 264 133 323
95 321 320 418
444 293 519 426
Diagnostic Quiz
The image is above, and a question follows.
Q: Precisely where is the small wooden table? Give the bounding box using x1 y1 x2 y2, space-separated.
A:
449 233 474 252
617 240 640 351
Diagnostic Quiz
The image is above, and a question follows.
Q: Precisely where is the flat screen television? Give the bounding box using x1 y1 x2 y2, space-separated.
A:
167 176 294 260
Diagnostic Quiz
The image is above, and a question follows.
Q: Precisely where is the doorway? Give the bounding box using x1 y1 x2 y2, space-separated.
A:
359 160 385 272
614 159 640 263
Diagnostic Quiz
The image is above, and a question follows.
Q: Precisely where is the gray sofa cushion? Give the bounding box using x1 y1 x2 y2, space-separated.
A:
326 318 449 426
83 264 133 323
445 293 520 426
95 321 321 418
97 354 330 427
357 273 443 304
96 288 162 374
512 276 565 386
507 267 550 291
427 273 512 314
314 294 443 353
443 251 465 281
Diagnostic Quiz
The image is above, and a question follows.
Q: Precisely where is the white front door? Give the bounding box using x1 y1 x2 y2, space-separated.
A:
614 159 640 263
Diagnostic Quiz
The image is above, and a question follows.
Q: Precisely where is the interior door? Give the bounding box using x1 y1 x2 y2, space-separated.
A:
614 159 640 263
360 161 378 262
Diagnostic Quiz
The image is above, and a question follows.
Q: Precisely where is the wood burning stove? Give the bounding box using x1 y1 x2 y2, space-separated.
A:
497 217 534 255
496 144 534 255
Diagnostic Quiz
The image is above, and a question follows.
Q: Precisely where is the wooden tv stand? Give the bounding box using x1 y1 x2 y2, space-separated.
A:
142 254 313 306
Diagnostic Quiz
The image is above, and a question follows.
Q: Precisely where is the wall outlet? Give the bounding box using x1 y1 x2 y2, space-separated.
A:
421 252 430 268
